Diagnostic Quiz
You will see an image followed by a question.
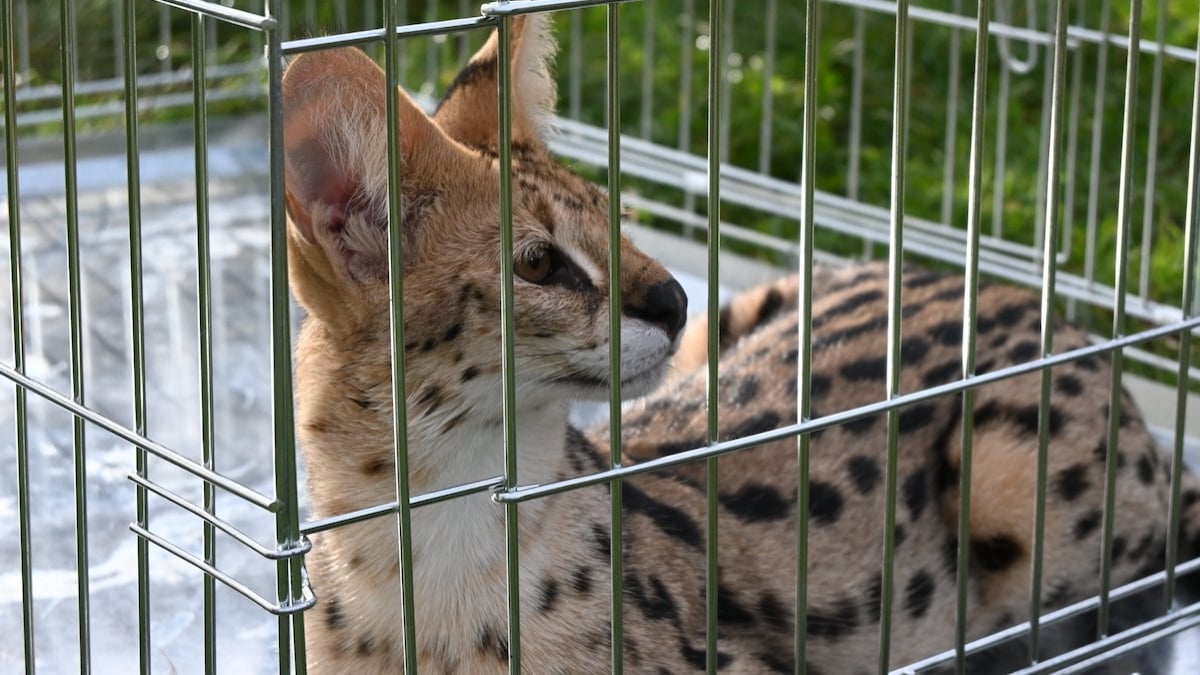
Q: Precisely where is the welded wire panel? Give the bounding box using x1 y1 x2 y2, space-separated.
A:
3 1 1200 674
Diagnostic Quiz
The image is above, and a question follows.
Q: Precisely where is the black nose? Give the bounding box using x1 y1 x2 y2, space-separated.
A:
624 277 688 342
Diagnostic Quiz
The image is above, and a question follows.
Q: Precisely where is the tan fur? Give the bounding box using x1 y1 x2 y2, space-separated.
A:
286 15 1200 674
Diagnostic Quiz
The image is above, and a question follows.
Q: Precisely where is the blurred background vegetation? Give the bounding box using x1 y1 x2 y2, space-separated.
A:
5 1 1199 368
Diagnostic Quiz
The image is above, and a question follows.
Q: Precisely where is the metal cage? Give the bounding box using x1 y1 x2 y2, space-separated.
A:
1 0 1199 672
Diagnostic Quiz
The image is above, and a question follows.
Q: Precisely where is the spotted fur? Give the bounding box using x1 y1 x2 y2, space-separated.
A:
286 15 1200 674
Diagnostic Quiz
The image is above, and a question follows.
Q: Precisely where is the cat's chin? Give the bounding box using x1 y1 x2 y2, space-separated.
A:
557 360 670 401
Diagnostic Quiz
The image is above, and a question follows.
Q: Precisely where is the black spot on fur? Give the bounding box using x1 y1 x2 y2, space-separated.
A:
571 567 593 593
975 401 1064 435
866 573 883 623
807 597 859 639
903 469 929 519
717 585 756 625
1074 510 1103 540
720 483 791 522
942 536 960 574
840 356 887 381
623 482 703 549
924 359 963 387
538 579 559 613
809 373 832 399
443 323 463 342
901 336 931 364
1077 355 1102 372
842 413 879 435
1137 454 1156 485
590 523 611 558
478 623 509 662
929 319 964 347
976 315 996 334
357 636 375 656
461 366 480 382
680 642 733 669
732 376 761 405
995 301 1036 326
1056 374 1084 396
813 289 884 327
1009 340 1040 362
894 523 908 547
972 534 1023 572
350 396 371 410
809 481 845 525
722 410 783 441
898 403 938 433
757 288 786 326
626 574 679 623
325 599 345 630
758 652 794 673
1055 463 1090 502
904 571 936 619
847 455 881 494
759 593 792 630
1112 536 1127 563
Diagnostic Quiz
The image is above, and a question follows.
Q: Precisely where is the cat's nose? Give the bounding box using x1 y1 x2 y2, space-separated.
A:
625 277 688 342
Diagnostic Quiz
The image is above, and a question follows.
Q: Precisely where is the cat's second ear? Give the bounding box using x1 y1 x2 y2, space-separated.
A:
282 48 456 320
433 13 557 152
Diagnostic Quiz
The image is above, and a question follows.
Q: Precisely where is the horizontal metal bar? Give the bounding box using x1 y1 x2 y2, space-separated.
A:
299 475 504 535
129 524 315 615
482 0 643 16
0 363 280 511
494 316 1200 504
1052 609 1200 674
895 557 1200 673
127 473 309 560
821 0 1197 64
1015 601 1200 675
147 0 274 31
281 16 493 54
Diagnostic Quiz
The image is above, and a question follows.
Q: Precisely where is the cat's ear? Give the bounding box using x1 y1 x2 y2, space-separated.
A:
433 13 557 153
282 47 456 321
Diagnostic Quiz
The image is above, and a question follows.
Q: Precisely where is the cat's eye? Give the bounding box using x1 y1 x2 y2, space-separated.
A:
515 250 553 283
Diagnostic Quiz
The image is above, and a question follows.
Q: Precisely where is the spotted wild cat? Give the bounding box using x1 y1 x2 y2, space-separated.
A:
283 13 1200 674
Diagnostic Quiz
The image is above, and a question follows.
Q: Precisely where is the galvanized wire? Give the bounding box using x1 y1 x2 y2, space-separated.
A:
606 4 626 672
1099 0 1143 638
1 0 35 670
879 1 910 669
57 0 92 668
1027 0 1071 662
954 3 991 671
795 0 821 671
382 0 420 671
705 1 724 670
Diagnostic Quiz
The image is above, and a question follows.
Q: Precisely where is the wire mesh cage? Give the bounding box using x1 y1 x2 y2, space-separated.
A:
2 0 1199 673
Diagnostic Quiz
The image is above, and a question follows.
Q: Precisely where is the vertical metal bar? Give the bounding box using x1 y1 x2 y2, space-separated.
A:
940 0 963 227
59 0 91 668
1099 0 1142 638
189 14 218 674
639 0 655 140
16 0 29 77
2 0 36 670
878 1 909 670
795 0 820 670
1032 5 1054 252
1138 3 1166 299
497 15 523 674
121 1 151 671
1028 0 1071 661
955 3 990 672
1084 0 1112 288
159 5 171 75
263 2 304 671
1165 2 1200 607
1060 6 1084 270
382 0 418 671
705 0 723 671
678 0 694 151
606 7 625 672
717 0 733 163
757 0 777 176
